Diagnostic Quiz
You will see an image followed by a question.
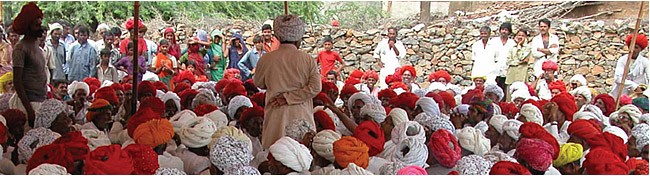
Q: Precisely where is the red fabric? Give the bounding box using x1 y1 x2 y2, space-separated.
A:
390 82 408 91
243 79 258 93
137 81 156 100
314 110 336 132
385 75 400 85
84 78 101 88
140 97 165 115
448 171 459 175
154 81 168 92
215 79 233 93
438 91 457 108
111 83 125 92
173 82 190 94
516 138 554 171
187 41 205 76
2 109 26 128
389 92 419 110
593 94 616 116
88 85 99 96
127 108 162 138
84 144 135 175
499 102 519 116
626 34 649 49
426 92 445 110
519 122 560 159
121 76 134 85
0 123 6 144
399 65 416 77
550 92 578 121
602 132 628 161
525 82 537 97
541 60 558 71
567 120 608 148
119 38 148 56
340 84 360 97
162 28 181 59
176 70 196 85
223 82 247 100
95 87 119 105
462 89 482 104
250 92 266 108
314 92 333 105
322 81 339 93
626 158 649 175
345 77 361 85
362 70 379 80
583 147 629 175
123 144 159 175
124 19 144 30
331 20 340 26
350 70 364 80
317 51 343 77
123 83 133 92
489 161 532 175
179 89 199 109
52 131 90 161
378 89 397 100
26 144 76 174
620 95 633 105
430 70 452 83
223 68 240 80
522 99 544 111
384 107 392 115
193 104 218 116
240 106 264 125
353 120 385 156
429 129 462 168
12 2 43 35
548 80 566 93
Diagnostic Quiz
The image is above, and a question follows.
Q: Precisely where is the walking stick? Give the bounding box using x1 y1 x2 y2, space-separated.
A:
614 1 644 110
131 1 140 115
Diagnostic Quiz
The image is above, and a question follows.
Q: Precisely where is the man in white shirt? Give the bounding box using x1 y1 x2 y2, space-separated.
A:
610 34 649 98
488 22 517 91
373 27 406 88
471 26 496 83
531 19 560 78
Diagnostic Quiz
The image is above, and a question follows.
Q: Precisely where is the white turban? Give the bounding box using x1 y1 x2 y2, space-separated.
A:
159 91 181 113
428 82 447 92
96 23 109 32
502 119 523 141
378 161 407 175
142 71 160 82
360 103 386 124
391 121 426 144
632 124 649 151
429 115 455 133
574 104 610 126
273 14 305 42
387 108 409 127
354 83 371 95
180 116 217 148
413 89 428 97
81 129 111 150
191 81 217 93
483 150 517 166
569 86 592 102
569 74 587 86
227 95 253 119
191 88 218 109
48 23 63 35
100 80 114 88
312 130 341 163
484 83 504 101
475 121 489 134
511 89 532 102
18 128 61 163
492 103 502 116
489 115 508 134
457 155 492 175
455 126 490 156
67 81 89 97
610 104 642 125
269 137 313 173
518 103 543 125
155 168 187 175
209 136 253 171
603 126 628 144
509 81 529 95
454 104 470 116
285 118 315 142
347 92 374 113
203 110 228 129
387 137 429 168
28 164 69 175
170 110 198 133
35 99 70 129
416 97 441 118
331 163 374 175
447 84 462 96
210 126 252 152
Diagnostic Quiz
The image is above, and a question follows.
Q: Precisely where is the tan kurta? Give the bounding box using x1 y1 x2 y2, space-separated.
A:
254 44 321 149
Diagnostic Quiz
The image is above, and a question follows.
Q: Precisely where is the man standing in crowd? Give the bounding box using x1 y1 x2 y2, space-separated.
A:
254 14 321 149
46 23 67 81
531 18 560 78
471 26 495 83
489 22 516 93
611 34 649 98
374 27 406 88
261 24 280 52
67 26 98 82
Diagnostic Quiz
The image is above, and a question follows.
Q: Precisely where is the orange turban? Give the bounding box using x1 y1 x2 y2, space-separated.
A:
127 108 162 138
86 99 112 122
133 119 174 148
333 136 369 169
84 144 135 175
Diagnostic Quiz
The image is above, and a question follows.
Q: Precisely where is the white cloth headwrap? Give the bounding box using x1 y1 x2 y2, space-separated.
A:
155 168 187 175
227 95 253 119
28 163 69 175
502 119 523 141
273 14 305 42
203 110 228 129
18 128 61 163
489 115 508 134
493 103 502 115
331 163 374 175
35 99 69 129
483 150 517 166
609 104 642 125
484 83 504 101
223 166 261 175
454 104 470 116
387 137 429 168
285 118 315 142
455 126 491 156
81 129 112 150
510 89 532 102
603 126 628 144
67 81 90 97
180 116 217 148
48 23 63 35
416 97 441 118
631 123 649 151
96 23 110 32
388 108 409 127
191 81 217 93
457 155 492 175
191 88 218 109
391 121 426 144
509 81 529 95
518 103 543 125
475 121 489 134
354 83 371 95
269 137 313 173
170 110 197 133
447 84 462 96
142 71 160 82
312 130 341 163
574 104 610 126
158 91 181 113
569 86 592 102
360 103 386 123
209 136 253 171
414 113 435 131
427 82 447 92
378 161 407 175
347 92 375 119
413 89 428 97
569 74 587 86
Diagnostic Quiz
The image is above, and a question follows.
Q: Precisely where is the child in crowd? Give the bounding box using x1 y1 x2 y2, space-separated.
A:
114 42 147 83
238 35 265 81
316 36 343 77
151 39 178 89
93 48 120 83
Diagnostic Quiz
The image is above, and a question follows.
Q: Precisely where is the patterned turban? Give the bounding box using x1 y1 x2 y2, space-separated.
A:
456 155 491 175
18 128 61 163
273 14 305 42
210 136 253 171
35 99 69 129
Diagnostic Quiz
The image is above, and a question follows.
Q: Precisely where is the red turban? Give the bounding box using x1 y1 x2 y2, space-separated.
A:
314 110 336 132
340 84 360 97
84 144 135 175
431 70 452 83
378 89 397 100
602 132 628 161
52 131 90 161
11 2 43 35
399 65 416 77
84 77 101 88
124 18 144 30
385 74 402 85
88 85 99 96
26 144 75 173
179 89 199 109
541 60 558 71
140 97 165 115
215 79 232 93
592 94 615 116
353 120 385 156
95 87 119 105
223 82 247 99
240 106 264 125
321 81 338 93
489 161 532 175
626 158 649 175
462 89 482 104
626 34 649 49
0 123 6 144
127 108 162 138
548 80 566 93
426 92 445 110
243 79 258 93
350 70 364 80
137 81 156 100
522 99 544 111
345 77 361 85
429 129 461 168
122 83 133 92
583 147 629 175
519 122 560 159
448 171 459 175
550 92 578 121
390 82 408 91
499 102 519 116
173 82 190 94
438 91 456 108
567 120 607 148
389 92 419 110
314 92 333 105
121 76 133 85
154 81 168 92
250 92 266 108
86 99 112 122
193 104 218 116
123 144 159 175
363 70 379 80
176 70 196 85
223 68 241 80
516 138 554 171
111 83 125 92
3 109 26 128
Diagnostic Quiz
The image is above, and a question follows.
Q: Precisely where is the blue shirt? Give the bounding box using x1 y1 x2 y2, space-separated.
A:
46 40 67 80
238 49 264 80
67 42 98 82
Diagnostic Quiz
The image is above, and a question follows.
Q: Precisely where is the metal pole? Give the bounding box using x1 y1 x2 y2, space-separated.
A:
614 1 644 110
131 1 139 115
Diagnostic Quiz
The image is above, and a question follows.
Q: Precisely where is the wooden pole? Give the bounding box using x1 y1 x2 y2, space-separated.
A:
614 1 644 110
387 1 392 14
131 1 139 115
284 1 288 15
420 1 431 23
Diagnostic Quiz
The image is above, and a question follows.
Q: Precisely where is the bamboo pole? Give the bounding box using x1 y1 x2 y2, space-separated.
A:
614 1 644 110
131 1 140 115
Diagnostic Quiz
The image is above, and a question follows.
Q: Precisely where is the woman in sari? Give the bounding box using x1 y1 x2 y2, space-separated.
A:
162 28 181 59
225 33 248 80
209 30 227 82
179 37 206 77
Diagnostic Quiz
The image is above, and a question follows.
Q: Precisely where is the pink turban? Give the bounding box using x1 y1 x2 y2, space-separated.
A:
515 138 553 171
